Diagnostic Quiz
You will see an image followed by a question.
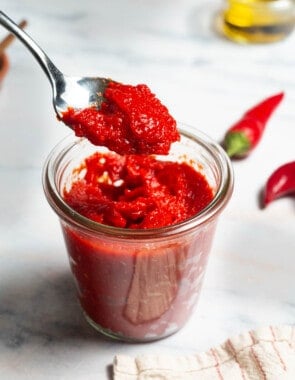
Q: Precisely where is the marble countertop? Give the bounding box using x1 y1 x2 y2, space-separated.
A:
0 0 294 378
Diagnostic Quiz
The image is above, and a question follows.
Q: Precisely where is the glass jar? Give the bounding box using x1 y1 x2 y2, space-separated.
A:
42 123 233 342
217 0 295 43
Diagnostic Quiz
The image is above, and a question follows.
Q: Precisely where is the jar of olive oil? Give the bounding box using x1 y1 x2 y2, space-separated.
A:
218 0 295 43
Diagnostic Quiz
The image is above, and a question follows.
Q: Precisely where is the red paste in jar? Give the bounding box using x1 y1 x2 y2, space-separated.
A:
63 152 214 229
63 220 216 340
61 82 180 155
61 152 215 340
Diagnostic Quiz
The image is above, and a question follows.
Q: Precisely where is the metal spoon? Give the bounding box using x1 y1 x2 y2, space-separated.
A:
0 11 110 117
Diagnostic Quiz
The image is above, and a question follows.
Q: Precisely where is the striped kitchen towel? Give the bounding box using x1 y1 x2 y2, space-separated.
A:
113 325 295 379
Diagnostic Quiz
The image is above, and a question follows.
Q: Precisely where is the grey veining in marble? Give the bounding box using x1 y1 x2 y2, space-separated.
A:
0 0 294 379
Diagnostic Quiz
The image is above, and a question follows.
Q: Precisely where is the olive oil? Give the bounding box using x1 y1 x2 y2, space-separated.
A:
218 0 295 43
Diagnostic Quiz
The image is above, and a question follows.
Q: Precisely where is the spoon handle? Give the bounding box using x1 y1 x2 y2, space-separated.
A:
0 11 64 88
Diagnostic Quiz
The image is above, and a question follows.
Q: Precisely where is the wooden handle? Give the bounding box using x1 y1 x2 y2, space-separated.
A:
0 19 27 54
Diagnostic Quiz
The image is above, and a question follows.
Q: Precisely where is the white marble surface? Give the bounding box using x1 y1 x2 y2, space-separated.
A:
0 0 294 378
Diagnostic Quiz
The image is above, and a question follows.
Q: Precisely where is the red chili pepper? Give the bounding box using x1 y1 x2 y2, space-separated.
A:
263 161 295 207
224 92 284 158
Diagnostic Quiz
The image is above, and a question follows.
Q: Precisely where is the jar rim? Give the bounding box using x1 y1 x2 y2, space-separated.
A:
42 124 234 239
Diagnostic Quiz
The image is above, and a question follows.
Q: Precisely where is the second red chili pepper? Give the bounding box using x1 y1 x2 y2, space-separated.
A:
263 161 295 207
224 92 284 158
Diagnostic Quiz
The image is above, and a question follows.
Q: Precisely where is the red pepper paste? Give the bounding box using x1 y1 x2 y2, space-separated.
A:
63 220 216 340
61 82 180 155
63 152 214 229
61 152 215 340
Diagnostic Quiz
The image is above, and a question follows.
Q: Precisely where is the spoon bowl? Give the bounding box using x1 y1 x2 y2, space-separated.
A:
53 75 110 116
0 11 110 117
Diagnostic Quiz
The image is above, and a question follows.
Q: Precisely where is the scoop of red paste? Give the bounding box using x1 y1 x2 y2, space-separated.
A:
61 82 180 155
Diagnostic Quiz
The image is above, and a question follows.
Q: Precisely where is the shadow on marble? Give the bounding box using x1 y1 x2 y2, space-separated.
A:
0 269 114 350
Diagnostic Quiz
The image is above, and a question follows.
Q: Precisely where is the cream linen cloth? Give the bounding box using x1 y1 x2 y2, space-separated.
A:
113 325 295 379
